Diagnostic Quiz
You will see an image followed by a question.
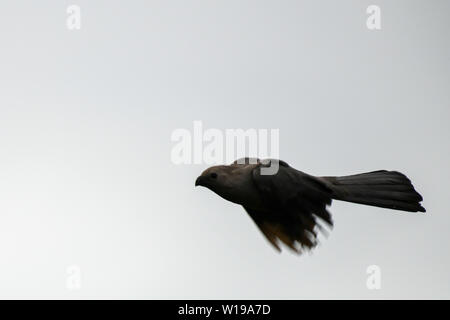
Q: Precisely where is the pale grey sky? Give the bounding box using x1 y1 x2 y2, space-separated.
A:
0 0 449 299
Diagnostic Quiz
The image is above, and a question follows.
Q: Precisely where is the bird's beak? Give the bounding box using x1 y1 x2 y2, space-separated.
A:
195 176 203 187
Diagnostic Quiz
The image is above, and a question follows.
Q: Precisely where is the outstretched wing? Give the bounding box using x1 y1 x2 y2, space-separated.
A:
245 160 334 253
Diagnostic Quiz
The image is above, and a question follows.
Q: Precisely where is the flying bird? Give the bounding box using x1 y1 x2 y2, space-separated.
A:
195 158 425 254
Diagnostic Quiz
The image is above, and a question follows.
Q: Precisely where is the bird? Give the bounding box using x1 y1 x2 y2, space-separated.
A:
195 157 425 254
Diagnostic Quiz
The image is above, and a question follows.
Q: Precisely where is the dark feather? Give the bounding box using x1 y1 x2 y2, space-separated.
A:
243 162 334 253
321 170 426 213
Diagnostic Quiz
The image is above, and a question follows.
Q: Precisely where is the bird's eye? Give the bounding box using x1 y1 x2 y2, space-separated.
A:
210 172 218 179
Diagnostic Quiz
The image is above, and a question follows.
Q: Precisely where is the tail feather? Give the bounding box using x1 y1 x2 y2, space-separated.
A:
322 170 426 213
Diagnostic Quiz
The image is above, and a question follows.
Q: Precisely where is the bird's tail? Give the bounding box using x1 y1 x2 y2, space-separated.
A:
321 170 426 213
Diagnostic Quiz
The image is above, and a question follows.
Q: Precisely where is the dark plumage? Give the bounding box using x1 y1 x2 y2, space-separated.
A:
195 158 425 254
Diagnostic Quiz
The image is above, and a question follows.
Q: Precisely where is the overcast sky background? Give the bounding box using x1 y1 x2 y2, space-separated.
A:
0 0 449 299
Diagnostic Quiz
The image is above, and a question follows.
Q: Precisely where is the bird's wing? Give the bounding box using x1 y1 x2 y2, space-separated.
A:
245 160 334 253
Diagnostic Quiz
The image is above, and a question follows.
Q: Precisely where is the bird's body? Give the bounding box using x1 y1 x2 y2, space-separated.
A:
195 158 425 254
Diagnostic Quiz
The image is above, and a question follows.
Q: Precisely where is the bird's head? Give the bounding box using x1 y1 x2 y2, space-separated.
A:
195 161 260 205
195 165 233 192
